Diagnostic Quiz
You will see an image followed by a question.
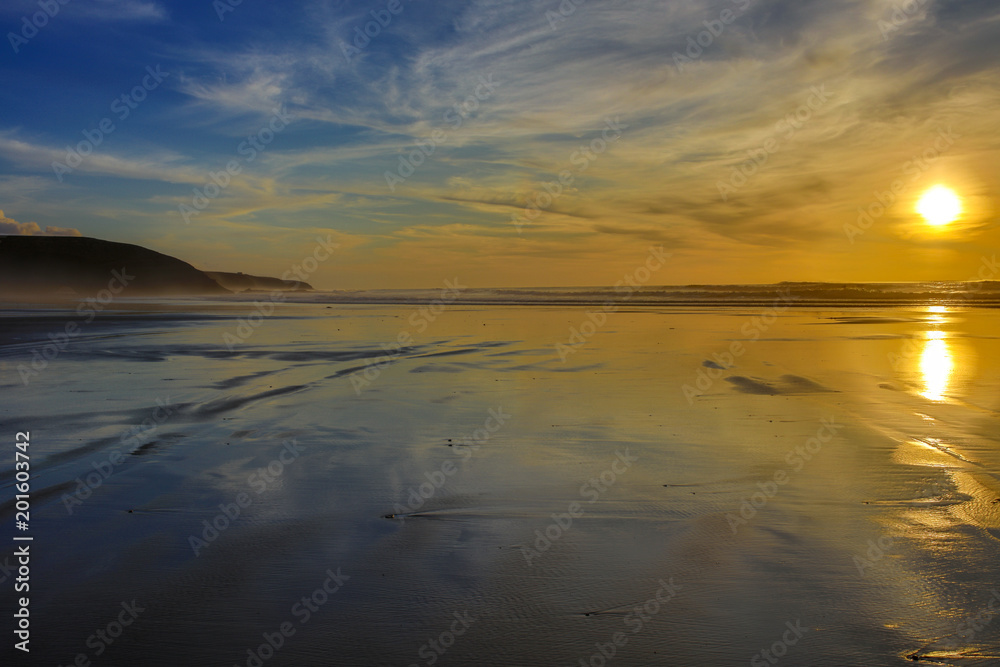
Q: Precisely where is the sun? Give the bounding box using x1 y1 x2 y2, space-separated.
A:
916 185 962 227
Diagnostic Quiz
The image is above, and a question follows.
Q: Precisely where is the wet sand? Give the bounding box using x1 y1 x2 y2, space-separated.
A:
1 301 999 665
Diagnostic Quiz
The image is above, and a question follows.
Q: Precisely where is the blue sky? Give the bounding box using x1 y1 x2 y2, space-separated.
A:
1 0 999 288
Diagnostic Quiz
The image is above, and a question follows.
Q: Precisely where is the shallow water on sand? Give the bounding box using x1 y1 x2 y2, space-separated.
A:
1 302 999 665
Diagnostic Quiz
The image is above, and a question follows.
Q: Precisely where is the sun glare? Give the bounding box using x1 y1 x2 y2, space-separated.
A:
920 330 953 402
916 185 962 227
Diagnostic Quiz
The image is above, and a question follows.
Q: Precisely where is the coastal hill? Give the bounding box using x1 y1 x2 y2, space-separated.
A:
206 271 314 292
0 235 226 297
0 235 310 298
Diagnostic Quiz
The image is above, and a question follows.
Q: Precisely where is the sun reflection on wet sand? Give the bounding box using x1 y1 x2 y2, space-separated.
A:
926 304 948 325
920 330 953 402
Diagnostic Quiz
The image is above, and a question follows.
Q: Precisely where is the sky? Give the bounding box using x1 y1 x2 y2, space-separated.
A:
1 0 998 289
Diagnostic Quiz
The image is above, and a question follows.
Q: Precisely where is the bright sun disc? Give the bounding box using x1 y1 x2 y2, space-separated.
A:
917 185 962 227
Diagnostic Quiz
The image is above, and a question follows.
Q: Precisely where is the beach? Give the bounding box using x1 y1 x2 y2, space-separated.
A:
1 296 999 665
